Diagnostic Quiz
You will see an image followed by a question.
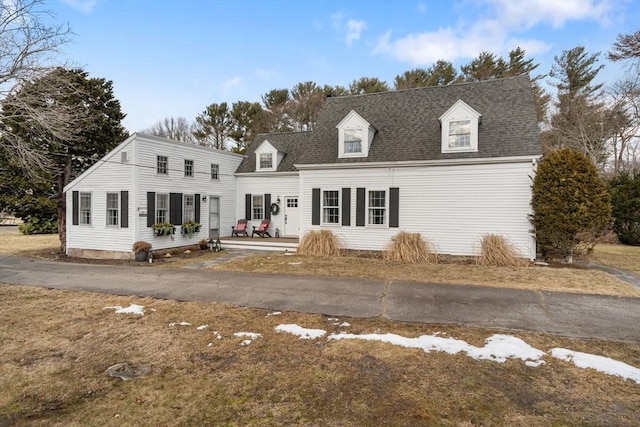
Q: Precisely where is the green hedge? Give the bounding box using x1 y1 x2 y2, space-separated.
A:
609 173 640 246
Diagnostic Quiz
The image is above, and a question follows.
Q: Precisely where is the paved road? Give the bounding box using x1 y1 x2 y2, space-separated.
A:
1 255 639 342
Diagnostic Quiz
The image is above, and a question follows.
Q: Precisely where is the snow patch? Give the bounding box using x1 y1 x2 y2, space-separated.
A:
551 348 640 384
233 332 262 346
275 324 327 339
169 322 191 327
196 325 208 330
103 304 144 316
266 311 282 317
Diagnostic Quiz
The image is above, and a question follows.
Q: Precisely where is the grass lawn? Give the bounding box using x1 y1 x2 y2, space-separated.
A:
588 244 640 276
1 284 639 426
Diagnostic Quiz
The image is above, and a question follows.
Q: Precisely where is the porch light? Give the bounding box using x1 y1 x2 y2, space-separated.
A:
202 195 207 202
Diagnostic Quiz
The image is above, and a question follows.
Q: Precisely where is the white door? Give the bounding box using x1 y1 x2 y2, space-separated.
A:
209 197 220 239
284 196 299 237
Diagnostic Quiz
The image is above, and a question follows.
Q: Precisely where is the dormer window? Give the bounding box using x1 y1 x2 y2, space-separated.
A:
344 130 362 154
254 139 281 171
337 110 375 159
259 153 273 169
439 100 481 153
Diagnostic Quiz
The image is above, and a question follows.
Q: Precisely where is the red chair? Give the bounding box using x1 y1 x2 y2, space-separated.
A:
252 219 271 238
231 219 249 237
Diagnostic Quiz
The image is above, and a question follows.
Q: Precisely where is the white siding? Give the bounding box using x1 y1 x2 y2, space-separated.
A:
235 175 299 236
300 161 536 259
65 134 243 255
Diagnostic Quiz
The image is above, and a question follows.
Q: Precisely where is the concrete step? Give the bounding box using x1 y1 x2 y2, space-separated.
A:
219 238 298 252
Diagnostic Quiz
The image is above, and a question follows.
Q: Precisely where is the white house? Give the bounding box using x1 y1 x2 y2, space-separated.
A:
65 75 542 260
63 133 243 258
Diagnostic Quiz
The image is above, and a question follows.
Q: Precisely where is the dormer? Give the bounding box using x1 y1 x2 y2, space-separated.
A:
439 99 482 153
254 139 283 172
336 110 375 158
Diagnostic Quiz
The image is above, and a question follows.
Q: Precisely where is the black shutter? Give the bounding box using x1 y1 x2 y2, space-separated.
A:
195 194 201 223
265 193 271 220
147 192 155 227
311 188 320 225
356 188 366 227
170 193 182 225
342 188 351 226
245 194 252 220
121 191 129 228
72 191 79 225
389 187 399 228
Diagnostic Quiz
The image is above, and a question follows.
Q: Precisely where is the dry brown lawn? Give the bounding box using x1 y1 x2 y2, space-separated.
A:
1 284 639 427
212 253 640 297
588 244 640 275
0 229 58 256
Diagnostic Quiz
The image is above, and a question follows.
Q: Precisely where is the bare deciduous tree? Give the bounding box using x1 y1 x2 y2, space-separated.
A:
143 117 197 144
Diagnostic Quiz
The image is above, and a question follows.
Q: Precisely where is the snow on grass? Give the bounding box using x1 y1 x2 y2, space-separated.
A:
551 348 640 384
233 332 262 346
196 325 208 330
275 324 327 339
103 304 144 315
169 322 191 327
266 311 282 316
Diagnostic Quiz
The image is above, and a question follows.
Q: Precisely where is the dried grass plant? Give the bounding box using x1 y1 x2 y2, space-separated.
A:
383 232 438 264
297 230 341 257
477 234 526 267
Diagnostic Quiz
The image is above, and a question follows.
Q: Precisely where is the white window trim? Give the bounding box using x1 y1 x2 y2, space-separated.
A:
439 99 481 154
157 155 168 175
106 192 119 227
183 194 195 223
79 192 92 226
252 194 265 220
155 193 169 224
184 159 194 177
366 189 388 227
211 163 219 180
254 140 278 171
321 189 340 226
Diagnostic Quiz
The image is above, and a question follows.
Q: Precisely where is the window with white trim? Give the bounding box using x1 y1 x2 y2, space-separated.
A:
157 155 168 174
106 193 119 226
211 163 219 180
439 99 481 153
344 129 362 153
448 120 471 149
322 190 339 224
367 190 386 225
259 153 273 169
183 194 195 222
184 159 194 177
80 192 91 225
252 195 264 220
156 193 169 224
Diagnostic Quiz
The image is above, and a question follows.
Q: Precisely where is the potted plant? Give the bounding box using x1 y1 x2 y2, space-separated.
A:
152 222 175 236
132 241 152 262
181 220 202 238
198 239 209 250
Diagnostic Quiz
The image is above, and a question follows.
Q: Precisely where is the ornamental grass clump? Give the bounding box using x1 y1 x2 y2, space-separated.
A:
477 234 524 267
297 230 341 257
383 232 438 264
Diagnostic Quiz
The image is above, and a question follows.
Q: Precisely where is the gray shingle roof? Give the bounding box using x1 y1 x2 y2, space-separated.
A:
235 131 312 173
237 74 541 173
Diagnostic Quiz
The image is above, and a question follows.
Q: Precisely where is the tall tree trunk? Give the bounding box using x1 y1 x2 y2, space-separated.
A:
57 157 72 253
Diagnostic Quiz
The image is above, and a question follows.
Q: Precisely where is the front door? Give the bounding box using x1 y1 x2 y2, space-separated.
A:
209 197 220 239
284 196 299 237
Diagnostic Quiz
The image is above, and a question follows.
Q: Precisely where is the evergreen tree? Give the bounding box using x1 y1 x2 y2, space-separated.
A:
531 149 611 261
193 102 232 149
349 77 389 94
229 101 268 154
609 173 640 245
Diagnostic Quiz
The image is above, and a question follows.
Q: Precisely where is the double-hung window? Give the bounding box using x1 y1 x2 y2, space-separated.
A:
368 190 386 225
344 129 362 154
211 163 219 180
157 155 168 174
156 194 169 224
252 195 264 220
259 153 273 169
106 193 119 226
448 120 471 149
184 159 194 177
183 194 195 222
322 190 339 224
80 192 92 225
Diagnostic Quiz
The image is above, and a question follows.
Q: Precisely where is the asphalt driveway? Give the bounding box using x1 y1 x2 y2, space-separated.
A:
1 254 638 342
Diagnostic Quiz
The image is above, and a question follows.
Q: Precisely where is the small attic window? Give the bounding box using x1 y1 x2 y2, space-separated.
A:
254 139 278 171
337 110 374 159
121 152 128 163
439 99 481 154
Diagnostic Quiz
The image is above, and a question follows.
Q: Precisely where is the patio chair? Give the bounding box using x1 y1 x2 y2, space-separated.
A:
231 219 249 237
251 219 271 238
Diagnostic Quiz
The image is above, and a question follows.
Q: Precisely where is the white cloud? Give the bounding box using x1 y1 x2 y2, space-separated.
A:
61 0 98 14
373 0 610 65
219 76 243 96
345 19 367 47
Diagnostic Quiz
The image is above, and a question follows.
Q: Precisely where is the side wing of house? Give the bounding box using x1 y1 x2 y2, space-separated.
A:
64 135 137 258
299 159 537 260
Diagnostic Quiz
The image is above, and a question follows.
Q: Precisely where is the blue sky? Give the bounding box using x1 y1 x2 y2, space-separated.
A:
50 0 639 132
